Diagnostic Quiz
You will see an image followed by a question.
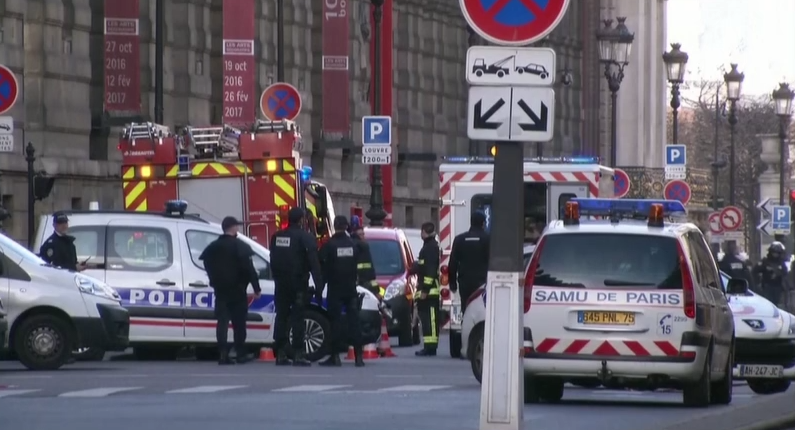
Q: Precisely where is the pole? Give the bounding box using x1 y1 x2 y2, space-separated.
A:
776 117 788 243
365 1 386 227
276 0 285 81
610 90 618 167
154 0 164 123
712 91 720 210
670 83 680 144
728 101 737 205
25 143 35 249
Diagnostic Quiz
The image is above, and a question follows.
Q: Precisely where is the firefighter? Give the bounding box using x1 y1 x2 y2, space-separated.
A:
199 216 262 365
753 242 789 305
40 212 85 272
411 222 441 357
349 216 382 296
718 241 754 290
317 216 365 367
270 207 323 366
448 211 489 313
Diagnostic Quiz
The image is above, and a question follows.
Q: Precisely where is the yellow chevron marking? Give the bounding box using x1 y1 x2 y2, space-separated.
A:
134 199 148 211
125 182 146 209
275 194 288 207
210 163 230 175
282 159 296 172
274 175 295 200
166 166 179 177
306 201 316 216
235 163 252 173
123 167 135 179
192 163 208 176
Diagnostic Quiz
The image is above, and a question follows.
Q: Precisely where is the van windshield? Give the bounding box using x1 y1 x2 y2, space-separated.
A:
534 233 681 289
1 233 47 265
368 239 404 276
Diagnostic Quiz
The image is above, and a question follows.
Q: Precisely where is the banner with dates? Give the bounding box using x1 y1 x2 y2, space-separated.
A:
104 0 141 113
321 0 351 138
222 0 256 124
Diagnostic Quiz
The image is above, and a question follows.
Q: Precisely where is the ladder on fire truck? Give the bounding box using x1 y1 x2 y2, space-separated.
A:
176 119 300 160
122 122 173 143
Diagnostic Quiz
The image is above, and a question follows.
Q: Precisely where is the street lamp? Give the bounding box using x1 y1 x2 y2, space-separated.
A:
662 43 689 144
365 0 387 227
596 17 634 167
723 63 744 205
772 82 794 218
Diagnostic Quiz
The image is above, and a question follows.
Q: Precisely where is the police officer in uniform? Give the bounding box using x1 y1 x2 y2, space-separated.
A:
448 211 489 312
40 212 86 272
199 216 262 365
349 216 381 296
318 216 365 367
718 241 754 289
411 222 441 356
270 207 323 366
753 242 789 305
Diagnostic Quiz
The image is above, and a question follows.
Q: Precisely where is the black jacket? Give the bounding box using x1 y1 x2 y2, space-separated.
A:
448 227 489 294
718 254 754 289
40 232 79 271
351 232 379 294
753 256 788 293
319 232 359 297
199 234 261 299
269 225 323 289
411 236 440 294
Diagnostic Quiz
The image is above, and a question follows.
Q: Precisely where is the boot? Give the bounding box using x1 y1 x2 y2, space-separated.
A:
235 349 254 364
354 346 365 367
292 351 312 367
319 354 342 367
415 349 437 357
275 349 292 366
218 349 234 365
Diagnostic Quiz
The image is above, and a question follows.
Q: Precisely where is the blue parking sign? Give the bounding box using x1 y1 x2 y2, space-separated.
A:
665 145 686 166
362 116 392 145
772 205 791 233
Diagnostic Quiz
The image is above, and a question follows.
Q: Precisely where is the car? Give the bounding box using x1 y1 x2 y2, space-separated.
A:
0 232 129 370
720 271 795 394
515 63 549 79
0 298 8 352
365 227 421 347
34 201 383 362
467 198 734 407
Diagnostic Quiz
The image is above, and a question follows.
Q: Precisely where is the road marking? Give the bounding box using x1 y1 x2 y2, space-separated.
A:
59 387 143 397
166 385 247 394
378 385 453 392
0 389 40 398
272 385 351 392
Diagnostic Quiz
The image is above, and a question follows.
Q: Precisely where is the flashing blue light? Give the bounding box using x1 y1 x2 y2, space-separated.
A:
571 198 687 216
443 156 600 164
300 166 313 181
350 215 361 228
165 199 188 215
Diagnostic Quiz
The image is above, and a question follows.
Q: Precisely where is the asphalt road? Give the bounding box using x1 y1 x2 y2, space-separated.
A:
0 336 793 430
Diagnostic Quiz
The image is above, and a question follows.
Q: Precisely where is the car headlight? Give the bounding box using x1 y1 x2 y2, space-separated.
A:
74 275 120 301
383 279 406 302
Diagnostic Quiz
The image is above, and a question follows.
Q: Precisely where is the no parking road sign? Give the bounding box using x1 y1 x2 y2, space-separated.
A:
0 65 19 115
259 82 302 121
460 0 571 46
613 168 630 198
663 180 691 205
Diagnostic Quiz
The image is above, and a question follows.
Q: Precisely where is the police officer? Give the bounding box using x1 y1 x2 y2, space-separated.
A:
270 207 323 366
199 216 262 365
40 212 86 272
753 242 789 305
411 222 441 357
449 211 489 313
719 241 754 289
318 216 365 367
349 216 381 296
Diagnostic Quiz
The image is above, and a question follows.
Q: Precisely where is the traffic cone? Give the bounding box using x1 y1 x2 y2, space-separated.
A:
258 347 275 362
363 343 380 360
377 318 396 357
344 346 356 360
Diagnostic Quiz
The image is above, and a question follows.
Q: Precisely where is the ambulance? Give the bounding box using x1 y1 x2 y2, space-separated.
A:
438 156 615 357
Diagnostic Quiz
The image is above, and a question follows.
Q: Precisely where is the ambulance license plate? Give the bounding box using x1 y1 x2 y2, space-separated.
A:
578 311 635 325
739 364 784 378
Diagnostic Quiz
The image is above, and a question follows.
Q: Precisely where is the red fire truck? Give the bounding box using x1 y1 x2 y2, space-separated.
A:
118 120 336 246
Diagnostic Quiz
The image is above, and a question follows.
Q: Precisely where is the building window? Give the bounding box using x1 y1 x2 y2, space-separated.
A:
405 205 414 227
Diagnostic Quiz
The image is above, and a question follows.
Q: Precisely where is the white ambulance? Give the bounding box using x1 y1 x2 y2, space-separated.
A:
438 156 614 357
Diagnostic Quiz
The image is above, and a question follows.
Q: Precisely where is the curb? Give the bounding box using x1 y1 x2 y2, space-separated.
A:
734 413 795 430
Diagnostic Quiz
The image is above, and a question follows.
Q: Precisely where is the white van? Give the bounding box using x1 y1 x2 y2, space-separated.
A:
0 232 129 370
35 201 383 361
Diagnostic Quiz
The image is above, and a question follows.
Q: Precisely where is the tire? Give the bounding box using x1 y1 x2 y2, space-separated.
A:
748 379 791 395
287 309 330 362
72 347 106 362
398 309 414 347
540 73 548 79
683 349 712 407
469 325 484 384
133 346 180 361
449 330 462 358
14 314 73 371
710 345 733 405
517 69 524 74
475 70 483 77
497 71 505 78
537 378 565 403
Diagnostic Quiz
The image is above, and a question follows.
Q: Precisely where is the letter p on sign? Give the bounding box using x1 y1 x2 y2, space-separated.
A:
362 115 392 146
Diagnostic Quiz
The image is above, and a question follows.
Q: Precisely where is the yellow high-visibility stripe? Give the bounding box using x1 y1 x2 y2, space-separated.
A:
357 263 372 269
210 162 230 174
235 163 252 173
192 163 208 176
122 167 135 179
166 165 179 177
125 182 146 208
274 194 288 207
133 199 148 211
306 200 316 216
282 160 296 172
274 175 294 200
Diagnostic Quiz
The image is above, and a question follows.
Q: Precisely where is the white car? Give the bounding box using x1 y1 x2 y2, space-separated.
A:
34 200 383 362
720 271 795 394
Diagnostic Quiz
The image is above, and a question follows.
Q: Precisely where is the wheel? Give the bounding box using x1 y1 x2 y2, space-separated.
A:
449 330 462 358
683 349 712 407
469 325 484 384
133 346 180 361
13 314 73 370
540 72 548 79
72 347 106 362
748 379 791 394
517 69 524 74
710 345 733 404
398 309 414 347
287 309 330 362
524 376 541 404
475 70 483 77
537 378 565 403
497 71 505 78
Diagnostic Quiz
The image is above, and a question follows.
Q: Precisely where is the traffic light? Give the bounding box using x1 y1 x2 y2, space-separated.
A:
789 190 795 206
33 173 55 201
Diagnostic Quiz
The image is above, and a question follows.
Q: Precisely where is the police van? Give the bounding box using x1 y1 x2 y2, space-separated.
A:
34 201 382 362
520 199 734 407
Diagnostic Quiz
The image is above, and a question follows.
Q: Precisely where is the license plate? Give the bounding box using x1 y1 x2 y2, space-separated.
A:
577 311 635 325
739 364 784 378
451 306 463 324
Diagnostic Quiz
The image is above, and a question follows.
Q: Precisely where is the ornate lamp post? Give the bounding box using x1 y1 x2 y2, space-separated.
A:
596 17 634 167
772 83 794 243
723 64 744 205
662 43 689 144
365 0 387 226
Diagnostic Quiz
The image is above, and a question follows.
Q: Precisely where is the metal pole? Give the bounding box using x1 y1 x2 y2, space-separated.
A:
728 101 737 205
670 83 680 144
276 0 285 81
25 143 35 249
712 91 720 210
776 117 788 243
610 90 618 167
365 2 386 227
154 0 164 123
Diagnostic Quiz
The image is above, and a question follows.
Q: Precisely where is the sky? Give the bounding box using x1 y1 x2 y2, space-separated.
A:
667 0 795 97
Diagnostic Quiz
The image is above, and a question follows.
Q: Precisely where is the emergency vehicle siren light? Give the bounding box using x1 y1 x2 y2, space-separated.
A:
443 156 600 164
300 166 313 182
278 205 290 230
563 201 580 225
571 198 686 225
165 200 188 216
122 122 171 144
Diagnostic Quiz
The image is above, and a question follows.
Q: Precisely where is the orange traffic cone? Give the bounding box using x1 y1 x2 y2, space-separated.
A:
378 318 396 357
344 346 356 360
363 343 380 360
258 347 275 362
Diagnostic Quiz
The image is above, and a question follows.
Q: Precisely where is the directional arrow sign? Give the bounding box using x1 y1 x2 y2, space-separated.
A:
467 86 555 141
473 99 505 130
511 87 554 142
757 197 776 217
516 100 548 132
758 219 774 237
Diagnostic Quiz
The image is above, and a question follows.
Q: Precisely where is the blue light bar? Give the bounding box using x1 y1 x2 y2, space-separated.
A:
300 166 313 181
443 156 600 164
571 198 687 216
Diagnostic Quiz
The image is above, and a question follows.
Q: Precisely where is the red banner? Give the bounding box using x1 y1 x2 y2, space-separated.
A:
104 0 141 113
222 0 256 124
322 0 351 138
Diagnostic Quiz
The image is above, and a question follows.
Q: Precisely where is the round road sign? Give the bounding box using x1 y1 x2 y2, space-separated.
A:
0 65 19 115
720 206 743 231
460 0 571 46
663 180 691 205
259 82 302 121
708 212 723 235
613 168 630 198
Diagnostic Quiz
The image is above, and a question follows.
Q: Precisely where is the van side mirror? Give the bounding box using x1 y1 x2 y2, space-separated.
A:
726 278 749 295
315 185 329 218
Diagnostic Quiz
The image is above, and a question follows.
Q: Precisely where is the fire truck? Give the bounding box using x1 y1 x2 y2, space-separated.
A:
118 120 336 247
437 155 615 356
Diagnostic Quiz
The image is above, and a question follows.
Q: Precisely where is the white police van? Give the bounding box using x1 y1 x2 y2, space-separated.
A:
519 199 734 407
34 201 382 362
